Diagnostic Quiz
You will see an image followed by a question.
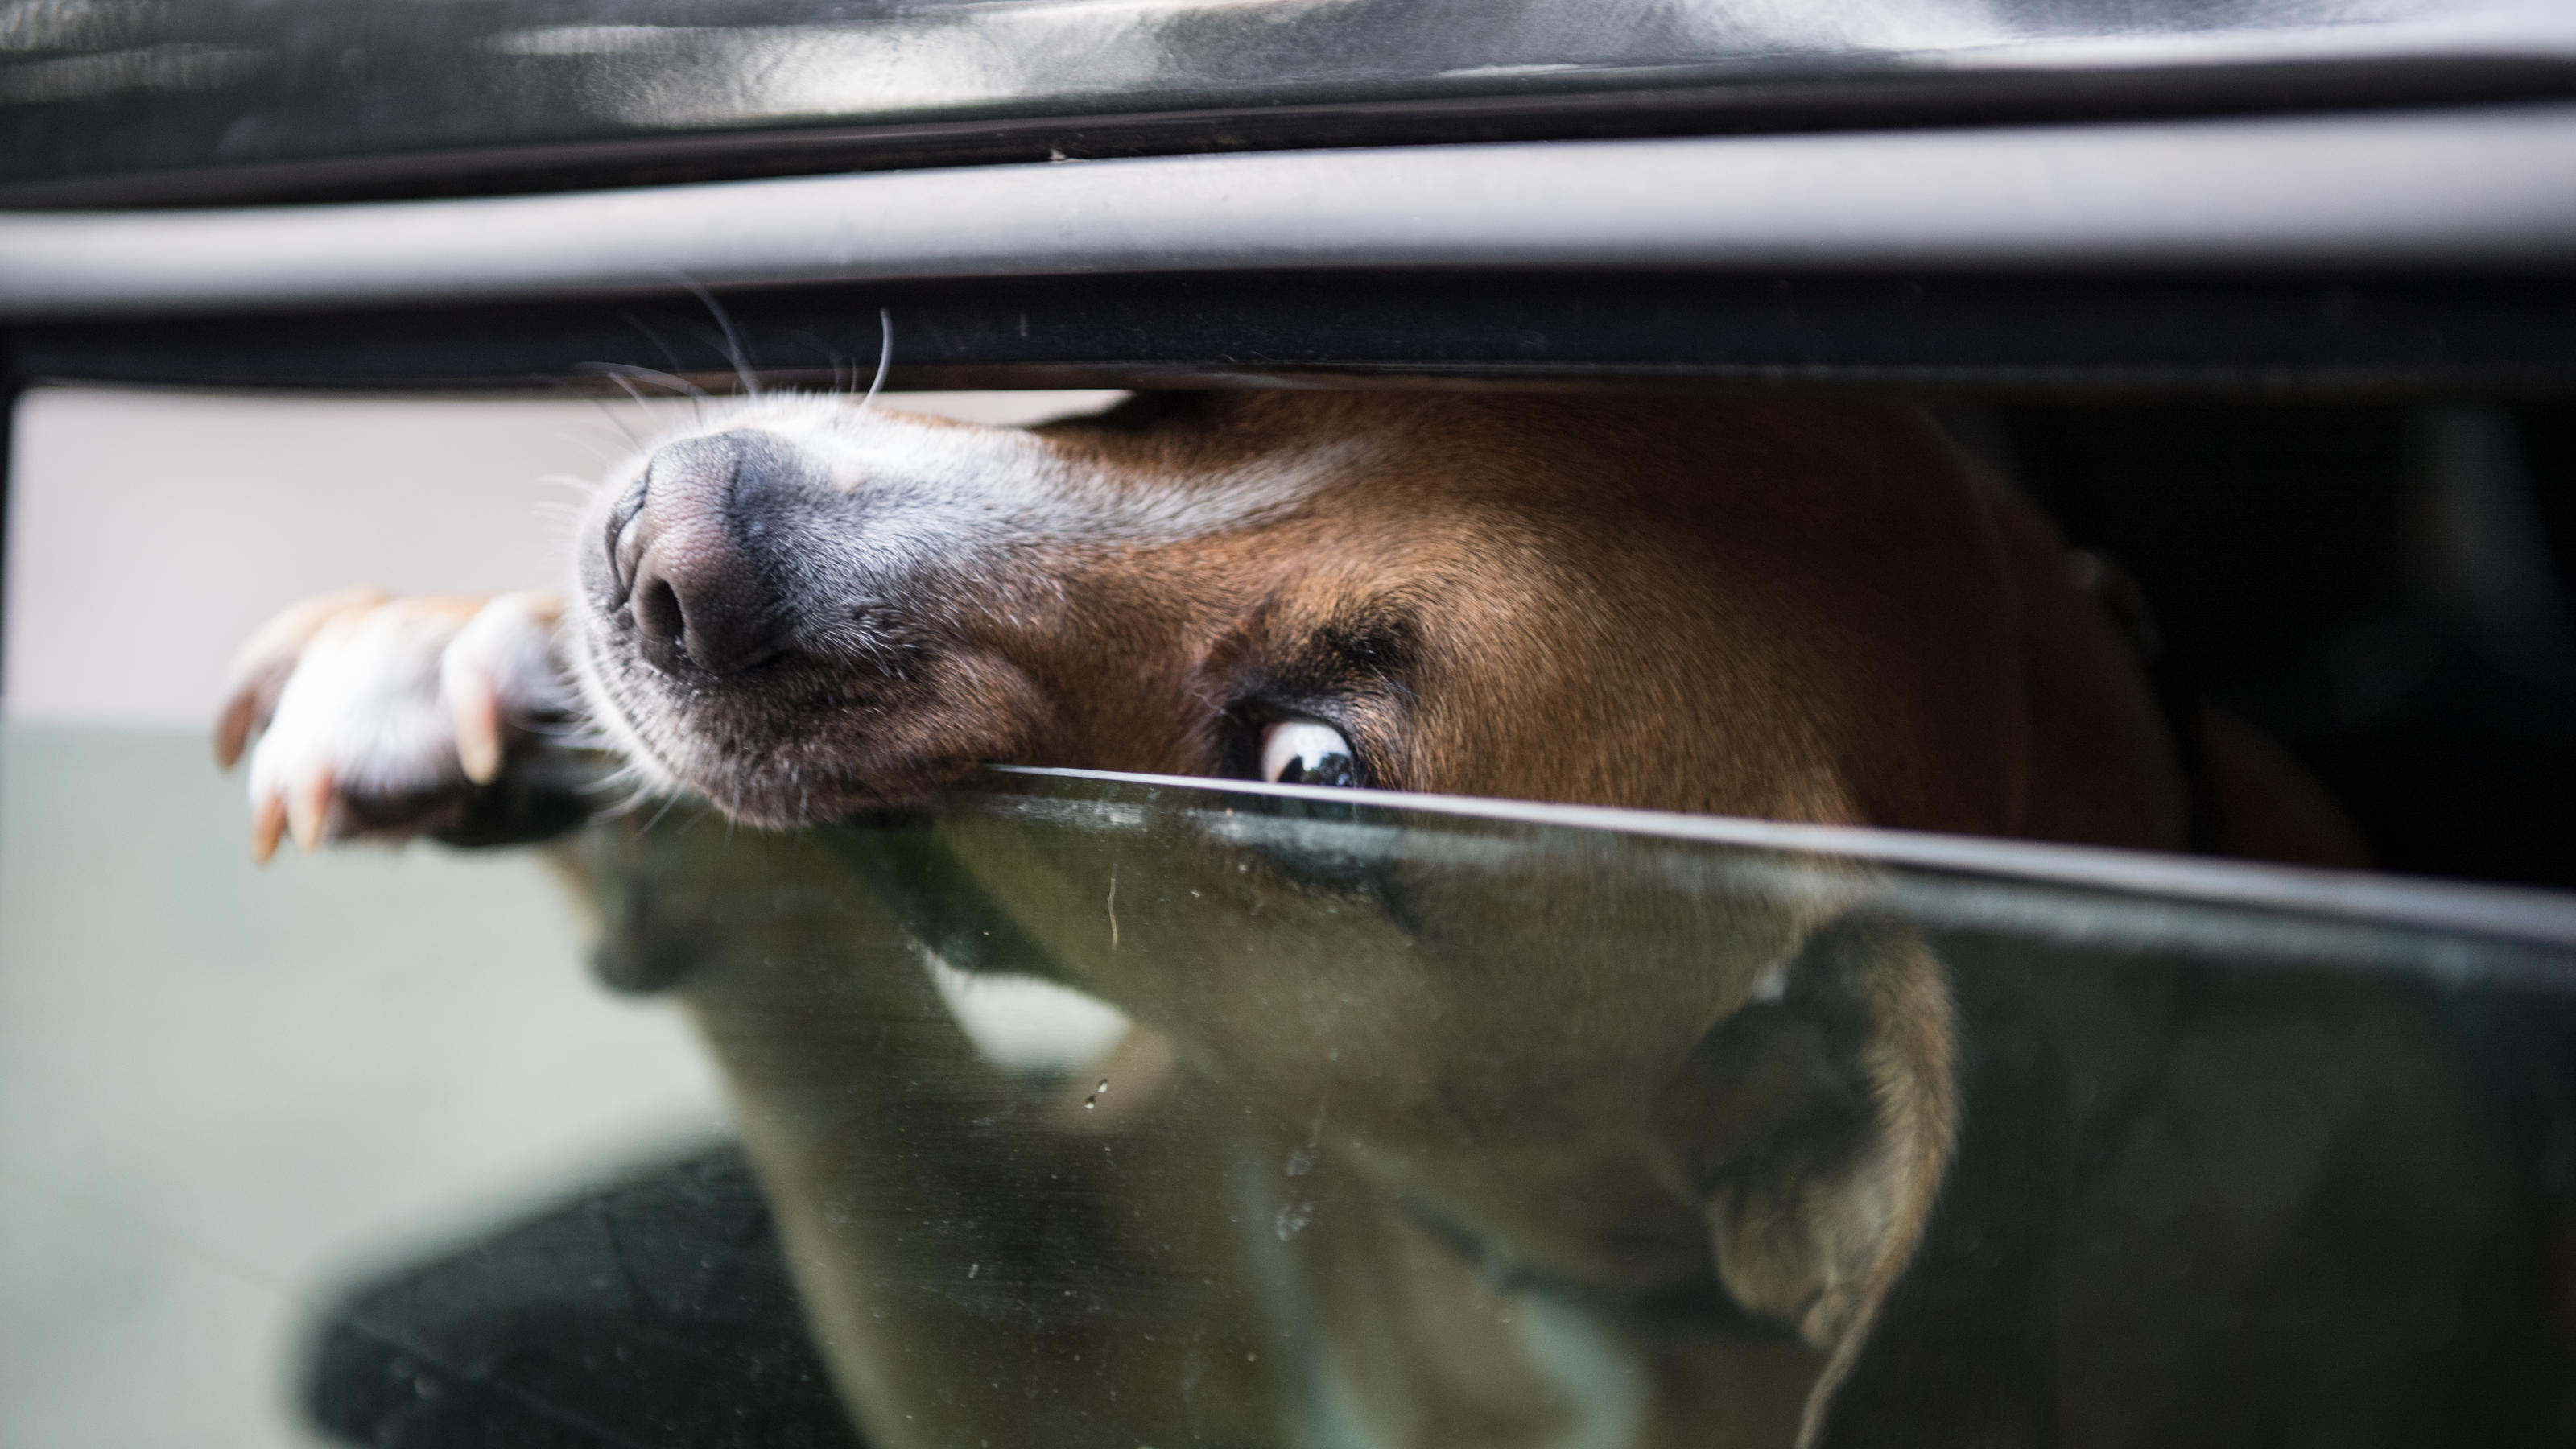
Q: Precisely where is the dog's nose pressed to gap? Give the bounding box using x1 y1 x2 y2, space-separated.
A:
609 429 809 676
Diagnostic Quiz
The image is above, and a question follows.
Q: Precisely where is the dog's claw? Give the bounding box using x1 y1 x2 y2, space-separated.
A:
214 691 258 770
288 769 334 853
451 668 503 786
225 589 574 852
250 793 287 865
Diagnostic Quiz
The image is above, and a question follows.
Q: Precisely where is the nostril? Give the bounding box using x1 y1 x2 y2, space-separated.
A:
634 576 686 657
611 429 808 676
628 535 792 676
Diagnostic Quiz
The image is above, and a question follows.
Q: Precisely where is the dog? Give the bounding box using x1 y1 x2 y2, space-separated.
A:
218 390 2563 1449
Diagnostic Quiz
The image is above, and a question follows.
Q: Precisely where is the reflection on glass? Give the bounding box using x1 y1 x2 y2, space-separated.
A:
482 0 2576 131
306 765 2576 1447
12 0 2576 189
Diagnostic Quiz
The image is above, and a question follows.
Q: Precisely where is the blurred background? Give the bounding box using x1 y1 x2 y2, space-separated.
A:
0 385 1115 1448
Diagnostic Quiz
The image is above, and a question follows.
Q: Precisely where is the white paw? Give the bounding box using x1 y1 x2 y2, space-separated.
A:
216 590 573 861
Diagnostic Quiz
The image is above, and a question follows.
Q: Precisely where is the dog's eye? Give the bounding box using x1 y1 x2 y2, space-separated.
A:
1261 719 1357 787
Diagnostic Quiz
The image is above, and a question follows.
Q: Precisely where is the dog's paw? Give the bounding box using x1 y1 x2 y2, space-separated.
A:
217 590 588 860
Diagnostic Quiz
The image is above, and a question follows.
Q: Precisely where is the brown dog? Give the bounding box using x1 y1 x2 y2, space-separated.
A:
220 391 2557 1449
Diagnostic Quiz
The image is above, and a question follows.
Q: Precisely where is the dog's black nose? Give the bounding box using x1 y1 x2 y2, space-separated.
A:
611 431 802 675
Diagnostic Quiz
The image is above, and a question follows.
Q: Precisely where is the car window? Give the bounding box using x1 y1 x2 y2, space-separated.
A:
8 384 2576 1448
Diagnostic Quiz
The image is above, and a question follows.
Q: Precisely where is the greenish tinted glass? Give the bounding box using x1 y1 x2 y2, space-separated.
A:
559 763 2576 1448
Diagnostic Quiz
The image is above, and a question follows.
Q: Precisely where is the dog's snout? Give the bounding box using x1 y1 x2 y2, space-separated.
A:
615 431 802 676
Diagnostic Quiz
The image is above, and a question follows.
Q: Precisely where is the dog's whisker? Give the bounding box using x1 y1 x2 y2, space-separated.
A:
585 367 679 429
604 317 714 422
665 272 759 399
522 715 608 745
583 359 712 403
573 766 655 813
862 308 894 408
578 396 648 452
644 789 687 829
